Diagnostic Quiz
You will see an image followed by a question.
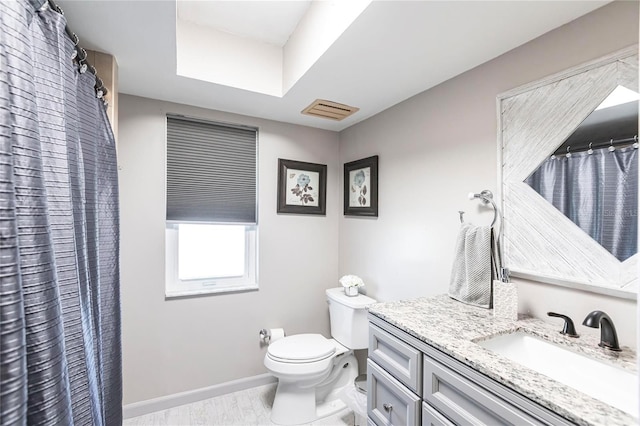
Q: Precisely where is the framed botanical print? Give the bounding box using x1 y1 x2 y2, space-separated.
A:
344 155 378 217
277 159 327 215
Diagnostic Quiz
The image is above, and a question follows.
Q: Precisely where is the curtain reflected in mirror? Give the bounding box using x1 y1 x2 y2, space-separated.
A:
525 86 639 262
526 148 637 261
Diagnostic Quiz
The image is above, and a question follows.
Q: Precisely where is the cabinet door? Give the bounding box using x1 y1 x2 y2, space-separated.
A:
368 360 421 426
370 324 422 395
423 356 544 426
422 402 454 426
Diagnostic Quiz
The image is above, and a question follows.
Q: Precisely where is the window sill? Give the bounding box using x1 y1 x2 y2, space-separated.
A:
165 284 259 299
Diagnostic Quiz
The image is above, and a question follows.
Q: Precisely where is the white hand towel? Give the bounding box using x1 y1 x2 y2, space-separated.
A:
448 223 492 308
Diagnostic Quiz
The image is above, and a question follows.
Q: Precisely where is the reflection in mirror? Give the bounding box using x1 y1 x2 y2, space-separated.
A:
524 86 639 262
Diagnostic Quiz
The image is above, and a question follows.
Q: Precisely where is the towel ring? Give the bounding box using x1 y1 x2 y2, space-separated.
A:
468 190 498 227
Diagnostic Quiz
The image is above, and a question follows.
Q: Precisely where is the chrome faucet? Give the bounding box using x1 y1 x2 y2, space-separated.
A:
582 311 621 351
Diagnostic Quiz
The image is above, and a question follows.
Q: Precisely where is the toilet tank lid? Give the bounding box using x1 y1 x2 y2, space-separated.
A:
326 287 377 309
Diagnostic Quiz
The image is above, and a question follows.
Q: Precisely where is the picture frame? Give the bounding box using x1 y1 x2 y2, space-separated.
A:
344 155 378 217
277 159 327 215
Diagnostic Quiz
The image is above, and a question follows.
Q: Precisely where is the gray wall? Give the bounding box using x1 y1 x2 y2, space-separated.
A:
338 1 638 347
118 95 340 404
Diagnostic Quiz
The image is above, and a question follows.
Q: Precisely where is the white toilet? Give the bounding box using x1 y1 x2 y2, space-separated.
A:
264 287 376 425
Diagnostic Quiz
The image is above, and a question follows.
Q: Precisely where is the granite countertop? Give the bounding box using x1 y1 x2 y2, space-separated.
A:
368 294 638 426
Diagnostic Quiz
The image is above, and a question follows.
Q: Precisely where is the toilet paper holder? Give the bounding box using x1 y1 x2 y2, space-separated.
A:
259 328 271 344
260 328 285 345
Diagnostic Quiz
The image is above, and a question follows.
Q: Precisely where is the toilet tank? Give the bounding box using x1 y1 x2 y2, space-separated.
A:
326 287 377 349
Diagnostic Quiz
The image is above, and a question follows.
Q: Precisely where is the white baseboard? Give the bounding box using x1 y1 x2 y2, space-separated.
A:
123 373 277 419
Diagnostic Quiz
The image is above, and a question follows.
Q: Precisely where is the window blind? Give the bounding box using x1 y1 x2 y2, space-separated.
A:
166 115 257 223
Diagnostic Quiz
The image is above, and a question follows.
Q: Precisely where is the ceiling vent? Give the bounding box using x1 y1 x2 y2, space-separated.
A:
301 99 359 121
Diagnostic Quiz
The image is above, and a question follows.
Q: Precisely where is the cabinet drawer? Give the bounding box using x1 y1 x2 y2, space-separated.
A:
368 359 421 426
369 323 422 394
422 402 454 426
423 356 544 426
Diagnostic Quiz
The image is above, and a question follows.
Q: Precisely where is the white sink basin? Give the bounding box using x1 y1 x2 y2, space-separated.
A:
478 332 638 418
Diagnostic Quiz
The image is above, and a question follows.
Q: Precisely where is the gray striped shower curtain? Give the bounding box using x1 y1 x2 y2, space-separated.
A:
1 1 121 425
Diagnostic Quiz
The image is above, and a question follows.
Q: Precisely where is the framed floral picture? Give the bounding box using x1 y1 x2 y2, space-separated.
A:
277 159 327 215
344 155 378 217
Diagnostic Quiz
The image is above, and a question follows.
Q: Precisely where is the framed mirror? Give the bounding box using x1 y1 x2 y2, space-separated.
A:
498 46 638 300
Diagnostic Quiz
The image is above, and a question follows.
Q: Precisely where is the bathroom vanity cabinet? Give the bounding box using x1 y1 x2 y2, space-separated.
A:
365 295 637 426
367 315 573 426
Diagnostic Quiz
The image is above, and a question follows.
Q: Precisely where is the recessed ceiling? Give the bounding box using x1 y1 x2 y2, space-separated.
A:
56 0 610 132
173 0 368 97
177 1 311 47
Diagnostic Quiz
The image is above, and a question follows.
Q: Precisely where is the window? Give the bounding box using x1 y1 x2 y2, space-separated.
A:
165 115 258 297
165 223 257 296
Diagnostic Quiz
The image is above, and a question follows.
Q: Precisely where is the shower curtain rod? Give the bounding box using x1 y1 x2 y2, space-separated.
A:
553 134 638 156
44 0 109 100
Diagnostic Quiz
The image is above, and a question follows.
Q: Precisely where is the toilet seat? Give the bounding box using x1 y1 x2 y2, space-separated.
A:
267 334 336 364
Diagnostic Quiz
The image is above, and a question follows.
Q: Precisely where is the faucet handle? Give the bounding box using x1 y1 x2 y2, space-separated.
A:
547 312 579 338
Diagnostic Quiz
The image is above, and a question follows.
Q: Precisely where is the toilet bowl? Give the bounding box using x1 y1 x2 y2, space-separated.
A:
264 288 376 425
265 334 357 425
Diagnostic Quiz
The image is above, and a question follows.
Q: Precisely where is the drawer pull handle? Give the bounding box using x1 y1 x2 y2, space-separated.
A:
383 403 393 412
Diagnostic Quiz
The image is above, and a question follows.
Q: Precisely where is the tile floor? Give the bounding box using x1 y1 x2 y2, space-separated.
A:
123 384 356 426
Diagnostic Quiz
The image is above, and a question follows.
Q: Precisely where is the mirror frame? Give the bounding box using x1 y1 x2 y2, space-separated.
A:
497 45 638 300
